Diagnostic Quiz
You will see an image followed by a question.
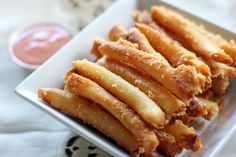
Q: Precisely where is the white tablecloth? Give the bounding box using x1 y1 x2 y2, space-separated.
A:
0 0 236 157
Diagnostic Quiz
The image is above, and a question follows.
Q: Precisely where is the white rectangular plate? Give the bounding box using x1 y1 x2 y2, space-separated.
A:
16 0 236 156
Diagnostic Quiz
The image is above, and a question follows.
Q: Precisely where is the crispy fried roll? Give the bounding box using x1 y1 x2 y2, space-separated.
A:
164 120 202 151
99 42 206 100
72 59 166 128
97 57 186 117
65 73 158 152
151 6 232 64
38 88 138 152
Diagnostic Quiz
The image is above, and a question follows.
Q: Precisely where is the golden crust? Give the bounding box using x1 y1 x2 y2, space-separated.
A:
151 5 233 64
97 57 186 117
38 88 139 153
164 120 202 151
72 59 166 128
65 73 159 152
99 42 207 100
135 23 212 90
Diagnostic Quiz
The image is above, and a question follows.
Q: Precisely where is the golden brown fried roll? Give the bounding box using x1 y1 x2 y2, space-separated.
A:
91 38 105 58
38 88 138 153
155 130 183 157
204 59 235 95
151 6 233 64
198 97 219 120
65 73 158 152
197 26 236 65
108 24 127 41
186 97 208 118
97 57 186 117
164 120 202 151
72 59 166 128
109 25 170 65
203 59 235 79
211 77 230 96
99 42 205 100
135 23 211 89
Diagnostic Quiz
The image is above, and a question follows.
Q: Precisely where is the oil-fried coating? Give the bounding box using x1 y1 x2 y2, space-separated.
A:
211 77 230 96
109 25 170 65
186 97 208 118
97 57 186 117
135 23 211 90
198 97 219 120
155 130 183 157
203 59 235 79
151 6 233 64
108 24 127 41
99 42 205 100
65 73 158 152
197 26 236 66
204 59 235 95
38 88 138 153
72 59 166 128
164 120 202 151
91 38 105 58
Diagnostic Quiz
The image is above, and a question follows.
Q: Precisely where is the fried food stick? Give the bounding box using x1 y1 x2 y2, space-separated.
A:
196 25 236 66
203 59 235 79
109 25 170 65
65 73 158 152
204 59 235 95
134 23 211 89
151 6 233 64
155 130 183 157
164 120 202 151
91 38 106 58
97 57 186 117
38 88 138 153
72 59 166 128
186 97 207 118
197 97 219 120
99 42 205 100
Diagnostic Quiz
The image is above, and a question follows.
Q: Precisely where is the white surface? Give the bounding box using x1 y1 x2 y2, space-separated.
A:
1 0 236 157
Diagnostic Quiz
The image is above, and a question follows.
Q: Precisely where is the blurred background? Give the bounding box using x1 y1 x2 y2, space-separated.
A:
0 0 236 157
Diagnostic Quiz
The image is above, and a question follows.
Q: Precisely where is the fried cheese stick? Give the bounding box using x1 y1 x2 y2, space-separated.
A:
135 23 211 89
151 6 233 64
155 130 183 157
196 26 236 65
97 57 186 117
197 97 219 120
99 42 205 100
38 88 138 152
65 73 159 152
204 59 235 95
186 97 207 118
109 25 170 65
72 59 166 128
91 38 105 58
164 120 202 151
204 59 235 79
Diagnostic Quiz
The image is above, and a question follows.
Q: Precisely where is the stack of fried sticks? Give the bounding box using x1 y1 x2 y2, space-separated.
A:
38 6 236 157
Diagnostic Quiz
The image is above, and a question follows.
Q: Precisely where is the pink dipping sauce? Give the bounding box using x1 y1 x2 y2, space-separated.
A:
11 24 70 67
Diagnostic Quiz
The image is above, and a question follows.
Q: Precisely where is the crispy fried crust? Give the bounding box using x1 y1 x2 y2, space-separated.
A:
198 97 219 120
151 6 233 64
65 73 159 152
135 23 212 90
99 42 206 100
155 130 183 157
164 120 202 151
72 59 166 128
97 57 186 117
38 88 139 153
